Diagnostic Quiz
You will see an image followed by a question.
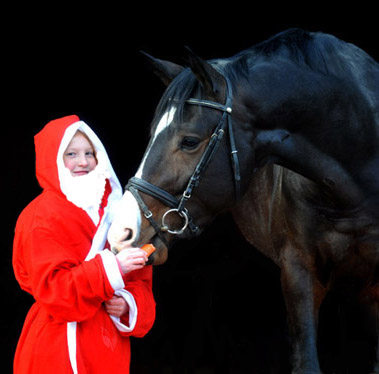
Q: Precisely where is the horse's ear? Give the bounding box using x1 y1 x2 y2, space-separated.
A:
184 46 225 97
141 51 184 86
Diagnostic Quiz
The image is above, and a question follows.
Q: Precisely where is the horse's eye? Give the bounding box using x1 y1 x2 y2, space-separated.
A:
180 136 201 151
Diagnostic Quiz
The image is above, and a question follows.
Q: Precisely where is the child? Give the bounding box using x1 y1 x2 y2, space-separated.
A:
13 115 155 374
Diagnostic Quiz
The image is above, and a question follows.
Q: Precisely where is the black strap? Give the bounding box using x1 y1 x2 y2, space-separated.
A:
227 112 241 199
185 76 240 202
177 112 227 212
128 177 179 209
127 179 200 235
186 98 230 112
128 186 169 246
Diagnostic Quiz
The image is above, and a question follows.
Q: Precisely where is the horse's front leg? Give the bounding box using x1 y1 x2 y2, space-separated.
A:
280 244 326 374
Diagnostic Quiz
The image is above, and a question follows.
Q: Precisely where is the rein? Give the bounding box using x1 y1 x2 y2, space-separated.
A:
126 75 240 242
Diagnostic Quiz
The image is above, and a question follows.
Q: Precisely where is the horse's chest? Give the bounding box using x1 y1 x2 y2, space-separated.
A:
316 228 379 280
316 229 354 260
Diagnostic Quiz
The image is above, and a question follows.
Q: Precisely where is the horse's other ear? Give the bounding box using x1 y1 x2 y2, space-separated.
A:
140 51 184 86
184 46 225 97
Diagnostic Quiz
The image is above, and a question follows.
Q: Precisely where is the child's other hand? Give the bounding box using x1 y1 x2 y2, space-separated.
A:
104 295 129 317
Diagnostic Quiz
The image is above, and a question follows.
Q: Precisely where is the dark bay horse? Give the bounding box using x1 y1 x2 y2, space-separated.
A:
108 29 379 373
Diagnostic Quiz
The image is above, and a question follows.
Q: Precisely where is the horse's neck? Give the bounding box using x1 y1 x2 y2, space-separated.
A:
232 164 327 263
268 131 379 220
247 58 378 187
231 164 293 264
271 137 363 204
249 73 376 209
232 163 354 264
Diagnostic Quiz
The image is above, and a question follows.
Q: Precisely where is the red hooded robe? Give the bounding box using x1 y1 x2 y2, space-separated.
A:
13 115 155 374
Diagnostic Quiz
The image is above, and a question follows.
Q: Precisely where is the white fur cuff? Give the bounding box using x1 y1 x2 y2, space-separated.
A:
99 250 125 291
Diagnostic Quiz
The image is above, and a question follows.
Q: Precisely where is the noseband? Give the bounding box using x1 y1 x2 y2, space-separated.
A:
126 75 240 244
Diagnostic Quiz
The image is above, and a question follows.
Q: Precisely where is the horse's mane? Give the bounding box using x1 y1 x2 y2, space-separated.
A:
248 28 376 76
151 28 377 133
251 28 315 65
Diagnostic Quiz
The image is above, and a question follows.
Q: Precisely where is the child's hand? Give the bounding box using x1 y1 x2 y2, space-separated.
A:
116 246 148 274
104 295 129 317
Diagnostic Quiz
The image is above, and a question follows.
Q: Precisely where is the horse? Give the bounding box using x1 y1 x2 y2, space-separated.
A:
108 28 379 373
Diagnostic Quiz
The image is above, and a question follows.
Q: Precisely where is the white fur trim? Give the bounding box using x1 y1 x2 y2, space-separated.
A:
109 289 138 333
85 205 112 261
99 250 125 291
67 322 78 374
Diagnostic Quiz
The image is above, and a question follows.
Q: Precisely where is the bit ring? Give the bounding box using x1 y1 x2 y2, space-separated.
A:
161 209 189 235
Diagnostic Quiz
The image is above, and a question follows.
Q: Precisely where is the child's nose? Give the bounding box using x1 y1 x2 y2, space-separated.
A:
78 155 89 167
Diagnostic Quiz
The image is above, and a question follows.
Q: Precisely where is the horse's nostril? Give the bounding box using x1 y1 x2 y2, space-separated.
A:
110 229 133 255
123 229 133 242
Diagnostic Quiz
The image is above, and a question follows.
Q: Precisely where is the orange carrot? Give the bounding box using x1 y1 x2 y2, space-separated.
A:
141 244 156 256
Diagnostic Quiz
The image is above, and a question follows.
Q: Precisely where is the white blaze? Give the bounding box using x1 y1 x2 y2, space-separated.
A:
108 106 177 251
135 106 177 179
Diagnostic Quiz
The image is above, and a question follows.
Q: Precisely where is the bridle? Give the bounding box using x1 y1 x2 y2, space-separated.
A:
126 75 240 245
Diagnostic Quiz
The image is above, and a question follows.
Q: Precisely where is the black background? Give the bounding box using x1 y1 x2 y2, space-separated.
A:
3 5 378 373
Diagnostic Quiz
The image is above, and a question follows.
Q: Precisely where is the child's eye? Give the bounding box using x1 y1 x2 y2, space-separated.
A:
86 151 95 157
66 152 76 157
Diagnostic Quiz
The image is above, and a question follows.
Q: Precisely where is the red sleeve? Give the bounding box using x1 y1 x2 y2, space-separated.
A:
29 227 119 322
120 265 156 338
13 193 128 323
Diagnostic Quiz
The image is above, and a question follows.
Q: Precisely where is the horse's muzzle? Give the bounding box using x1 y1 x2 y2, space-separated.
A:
107 191 141 253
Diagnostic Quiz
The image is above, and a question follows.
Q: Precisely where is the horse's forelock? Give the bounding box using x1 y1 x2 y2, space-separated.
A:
151 69 197 135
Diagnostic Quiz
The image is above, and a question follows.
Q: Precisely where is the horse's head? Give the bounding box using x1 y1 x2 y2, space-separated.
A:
108 50 255 264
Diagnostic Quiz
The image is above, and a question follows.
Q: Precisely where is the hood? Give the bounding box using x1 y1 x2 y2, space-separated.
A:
34 115 122 202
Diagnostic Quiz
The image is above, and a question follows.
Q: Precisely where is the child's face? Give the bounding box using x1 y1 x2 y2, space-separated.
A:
63 132 97 176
